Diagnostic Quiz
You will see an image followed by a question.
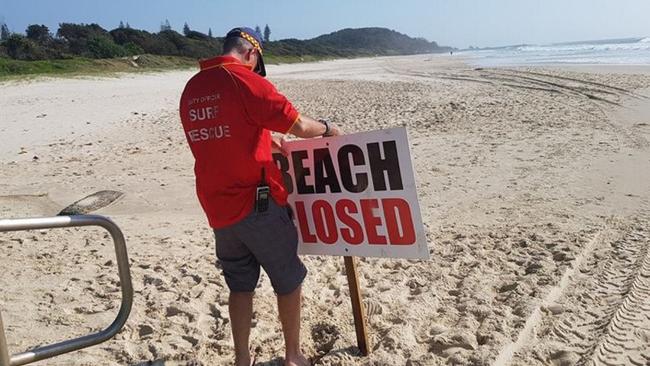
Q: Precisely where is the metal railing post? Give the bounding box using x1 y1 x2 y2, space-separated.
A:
0 312 10 366
0 215 133 366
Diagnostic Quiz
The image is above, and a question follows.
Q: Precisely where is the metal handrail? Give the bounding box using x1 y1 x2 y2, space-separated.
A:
0 215 133 366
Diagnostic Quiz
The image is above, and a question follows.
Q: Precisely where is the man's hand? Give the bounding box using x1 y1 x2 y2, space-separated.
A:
272 135 290 156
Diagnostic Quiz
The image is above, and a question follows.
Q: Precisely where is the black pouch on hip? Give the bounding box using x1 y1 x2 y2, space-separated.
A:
255 167 270 213
255 185 270 213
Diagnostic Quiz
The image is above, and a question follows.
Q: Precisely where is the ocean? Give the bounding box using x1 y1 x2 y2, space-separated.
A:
459 37 650 66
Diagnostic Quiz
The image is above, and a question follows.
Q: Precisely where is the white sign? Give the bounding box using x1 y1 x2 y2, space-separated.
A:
272 127 429 259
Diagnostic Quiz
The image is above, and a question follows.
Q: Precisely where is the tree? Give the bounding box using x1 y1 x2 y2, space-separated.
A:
4 33 48 60
1 23 10 41
5 34 28 58
57 23 112 56
123 42 143 55
186 29 209 40
119 21 125 29
126 22 131 29
255 25 261 34
26 24 51 43
208 28 212 38
263 24 270 42
160 19 172 32
87 36 127 58
183 22 190 36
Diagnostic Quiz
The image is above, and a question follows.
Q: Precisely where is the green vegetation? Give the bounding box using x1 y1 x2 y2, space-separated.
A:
0 55 197 78
0 54 332 79
0 22 452 78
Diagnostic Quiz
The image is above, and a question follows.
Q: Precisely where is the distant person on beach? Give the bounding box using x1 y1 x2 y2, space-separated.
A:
179 27 341 366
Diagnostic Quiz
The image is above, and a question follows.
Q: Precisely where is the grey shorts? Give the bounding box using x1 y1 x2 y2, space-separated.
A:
213 199 307 295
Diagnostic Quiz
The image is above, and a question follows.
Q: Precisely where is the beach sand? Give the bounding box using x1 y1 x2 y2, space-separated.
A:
1 55 649 365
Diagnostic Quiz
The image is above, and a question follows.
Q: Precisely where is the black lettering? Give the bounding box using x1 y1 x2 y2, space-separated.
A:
313 148 342 193
292 150 314 194
337 144 368 193
272 153 293 194
367 141 403 191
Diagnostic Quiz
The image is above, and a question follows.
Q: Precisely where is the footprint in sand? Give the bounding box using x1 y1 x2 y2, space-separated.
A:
143 274 165 289
165 305 195 322
311 322 340 356
138 324 155 339
318 351 357 365
181 335 199 347
428 330 478 354
405 277 427 295
363 299 384 319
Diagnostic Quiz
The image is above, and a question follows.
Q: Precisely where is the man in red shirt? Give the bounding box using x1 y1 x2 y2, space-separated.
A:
180 27 340 366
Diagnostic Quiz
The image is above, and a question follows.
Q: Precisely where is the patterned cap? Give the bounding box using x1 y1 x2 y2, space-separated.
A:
225 27 266 77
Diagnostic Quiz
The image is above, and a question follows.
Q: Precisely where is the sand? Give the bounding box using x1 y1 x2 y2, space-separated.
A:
1 54 649 365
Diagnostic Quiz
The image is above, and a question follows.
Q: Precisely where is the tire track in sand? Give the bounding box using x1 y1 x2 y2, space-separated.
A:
587 227 650 366
504 222 650 366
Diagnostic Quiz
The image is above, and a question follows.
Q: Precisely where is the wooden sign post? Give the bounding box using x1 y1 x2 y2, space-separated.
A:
344 256 370 355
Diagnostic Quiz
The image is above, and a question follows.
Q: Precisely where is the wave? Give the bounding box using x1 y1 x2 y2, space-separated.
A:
464 36 650 66
515 40 650 53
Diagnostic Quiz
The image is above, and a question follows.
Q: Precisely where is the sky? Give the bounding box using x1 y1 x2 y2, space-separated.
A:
1 0 649 48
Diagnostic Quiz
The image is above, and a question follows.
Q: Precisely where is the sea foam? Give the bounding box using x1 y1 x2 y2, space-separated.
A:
463 37 650 66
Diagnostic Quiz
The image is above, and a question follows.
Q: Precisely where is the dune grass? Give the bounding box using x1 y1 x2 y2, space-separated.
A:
0 55 197 80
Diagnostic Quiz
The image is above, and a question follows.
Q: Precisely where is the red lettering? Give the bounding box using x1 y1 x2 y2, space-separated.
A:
312 200 337 244
335 199 364 245
295 201 317 243
296 198 418 247
382 198 416 245
360 199 386 245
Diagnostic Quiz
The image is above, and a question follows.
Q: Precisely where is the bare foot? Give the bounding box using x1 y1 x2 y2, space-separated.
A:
285 352 310 366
